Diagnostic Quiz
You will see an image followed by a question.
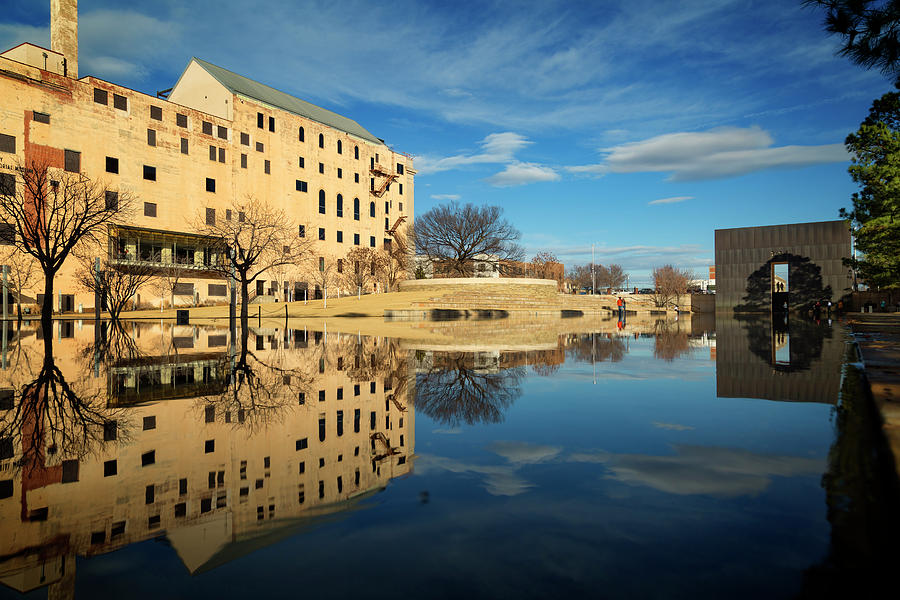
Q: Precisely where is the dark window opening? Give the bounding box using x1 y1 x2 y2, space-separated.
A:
150 105 162 120
93 88 108 105
106 156 119 174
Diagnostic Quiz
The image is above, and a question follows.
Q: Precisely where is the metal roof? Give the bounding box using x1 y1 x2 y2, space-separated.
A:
191 58 383 145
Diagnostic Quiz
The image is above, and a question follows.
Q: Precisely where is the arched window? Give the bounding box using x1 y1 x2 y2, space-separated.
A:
353 197 360 220
337 140 342 154
299 126 305 142
354 146 359 160
318 133 324 148
336 194 343 217
318 190 325 214
369 201 375 218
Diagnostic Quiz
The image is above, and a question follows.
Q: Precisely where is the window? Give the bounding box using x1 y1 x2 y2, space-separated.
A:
218 125 227 139
256 141 264 152
319 162 324 174
143 416 156 430
202 121 213 135
337 168 342 179
397 163 404 174
296 180 307 192
205 405 215 423
399 183 403 195
0 134 14 153
180 478 188 495
318 133 325 148
371 178 375 191
241 153 247 168
319 256 324 271
354 198 360 220
206 208 216 225
385 201 390 214
319 190 326 214
268 116 275 132
299 126 305 142
113 93 127 110
61 460 78 483
141 450 155 466
399 202 403 211
239 211 245 222
175 503 186 518
150 105 162 120
354 145 359 160
104 459 117 477
298 224 305 237
337 140 342 154
337 258 343 273
318 228 325 241
355 173 359 183
106 156 119 174
180 137 189 154
205 439 215 453
64 149 80 173
337 231 343 243
337 194 343 217
176 113 187 127
209 145 217 161
143 165 156 181
353 233 360 246
94 88 108 105
105 191 118 210
369 202 375 217
33 111 50 124
206 178 215 192
258 112 264 128
264 159 271 174
0 480 13 500
219 148 225 163
385 217 389 230
144 202 157 217
370 236 375 247
240 132 249 145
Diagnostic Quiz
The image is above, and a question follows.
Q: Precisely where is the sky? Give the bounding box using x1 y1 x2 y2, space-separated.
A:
0 0 891 285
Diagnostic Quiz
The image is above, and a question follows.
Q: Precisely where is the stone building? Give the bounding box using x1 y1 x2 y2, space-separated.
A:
0 0 413 311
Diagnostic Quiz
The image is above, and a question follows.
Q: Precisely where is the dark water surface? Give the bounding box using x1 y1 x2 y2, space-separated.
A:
0 316 896 599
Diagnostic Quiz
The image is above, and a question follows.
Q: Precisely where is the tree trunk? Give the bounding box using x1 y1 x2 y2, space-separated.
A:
240 276 249 331
41 270 54 332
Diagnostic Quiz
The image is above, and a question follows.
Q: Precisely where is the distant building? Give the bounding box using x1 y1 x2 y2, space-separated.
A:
714 220 851 313
0 0 413 311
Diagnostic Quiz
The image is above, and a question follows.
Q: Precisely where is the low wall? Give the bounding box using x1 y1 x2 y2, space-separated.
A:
691 293 715 313
399 278 558 298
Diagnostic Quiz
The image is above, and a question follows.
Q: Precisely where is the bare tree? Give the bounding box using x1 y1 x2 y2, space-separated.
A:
530 251 563 284
148 256 189 309
306 253 338 300
0 159 133 324
195 196 307 325
342 246 381 294
75 254 157 321
0 247 40 319
414 202 524 277
382 224 414 291
652 264 694 308
596 264 628 290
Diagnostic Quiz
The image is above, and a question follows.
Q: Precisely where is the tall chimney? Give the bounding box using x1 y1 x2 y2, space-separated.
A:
50 0 78 78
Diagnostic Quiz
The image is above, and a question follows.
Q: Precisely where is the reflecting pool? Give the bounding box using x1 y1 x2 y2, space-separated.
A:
0 315 896 599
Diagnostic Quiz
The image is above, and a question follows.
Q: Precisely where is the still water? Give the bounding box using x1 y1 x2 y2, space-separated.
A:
0 316 891 598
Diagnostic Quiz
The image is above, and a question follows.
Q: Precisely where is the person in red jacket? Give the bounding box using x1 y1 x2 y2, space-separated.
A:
617 296 624 320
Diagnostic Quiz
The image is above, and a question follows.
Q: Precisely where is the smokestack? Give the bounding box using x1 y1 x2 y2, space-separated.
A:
50 0 78 78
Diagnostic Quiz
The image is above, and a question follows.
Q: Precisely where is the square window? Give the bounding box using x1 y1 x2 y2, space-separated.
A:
33 111 50 124
105 191 118 210
61 460 78 483
144 202 157 217
141 450 155 466
150 105 162 120
91 531 106 545
148 515 161 529
217 125 228 139
64 149 80 173
296 438 308 450
201 498 212 513
143 165 156 181
175 502 186 517
103 459 117 476
111 521 125 537
180 138 189 154
143 416 156 430
0 134 15 154
206 178 215 193
318 228 325 241
176 113 187 127
296 180 307 192
113 93 127 110
106 156 119 174
241 153 247 168
255 478 264 489
94 88 108 105
264 159 270 174
202 121 213 135
256 141 264 152
240 132 250 145
204 439 215 453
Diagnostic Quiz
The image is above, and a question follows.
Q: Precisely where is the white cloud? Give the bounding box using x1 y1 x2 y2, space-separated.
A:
648 196 691 205
568 126 849 181
415 132 531 175
651 421 694 431
430 194 461 200
485 162 559 187
488 441 561 464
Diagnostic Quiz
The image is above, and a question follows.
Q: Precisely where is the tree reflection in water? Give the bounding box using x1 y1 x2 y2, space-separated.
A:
414 352 524 426
738 315 831 372
0 321 132 480
564 333 626 364
652 320 692 362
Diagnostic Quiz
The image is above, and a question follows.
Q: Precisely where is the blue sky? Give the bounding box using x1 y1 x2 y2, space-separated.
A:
0 0 890 284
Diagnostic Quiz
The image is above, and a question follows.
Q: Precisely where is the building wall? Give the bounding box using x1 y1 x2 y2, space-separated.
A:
714 220 851 313
0 46 413 311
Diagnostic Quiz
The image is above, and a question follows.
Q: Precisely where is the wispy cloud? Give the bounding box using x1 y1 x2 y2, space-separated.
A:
652 421 694 431
430 194 461 201
485 162 559 187
415 132 531 175
568 126 849 181
546 243 711 272
648 196 692 205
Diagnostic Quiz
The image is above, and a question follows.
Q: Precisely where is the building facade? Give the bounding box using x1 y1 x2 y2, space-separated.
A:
0 0 413 311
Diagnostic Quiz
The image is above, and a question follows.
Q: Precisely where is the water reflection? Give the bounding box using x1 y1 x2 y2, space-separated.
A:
0 321 413 597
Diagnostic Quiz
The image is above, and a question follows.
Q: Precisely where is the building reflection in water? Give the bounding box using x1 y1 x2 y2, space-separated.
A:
715 314 842 404
0 320 414 598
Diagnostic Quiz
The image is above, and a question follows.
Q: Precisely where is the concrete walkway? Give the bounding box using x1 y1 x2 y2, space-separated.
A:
848 313 900 475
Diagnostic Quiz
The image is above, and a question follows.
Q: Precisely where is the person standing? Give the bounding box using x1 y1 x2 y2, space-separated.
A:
617 296 624 320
